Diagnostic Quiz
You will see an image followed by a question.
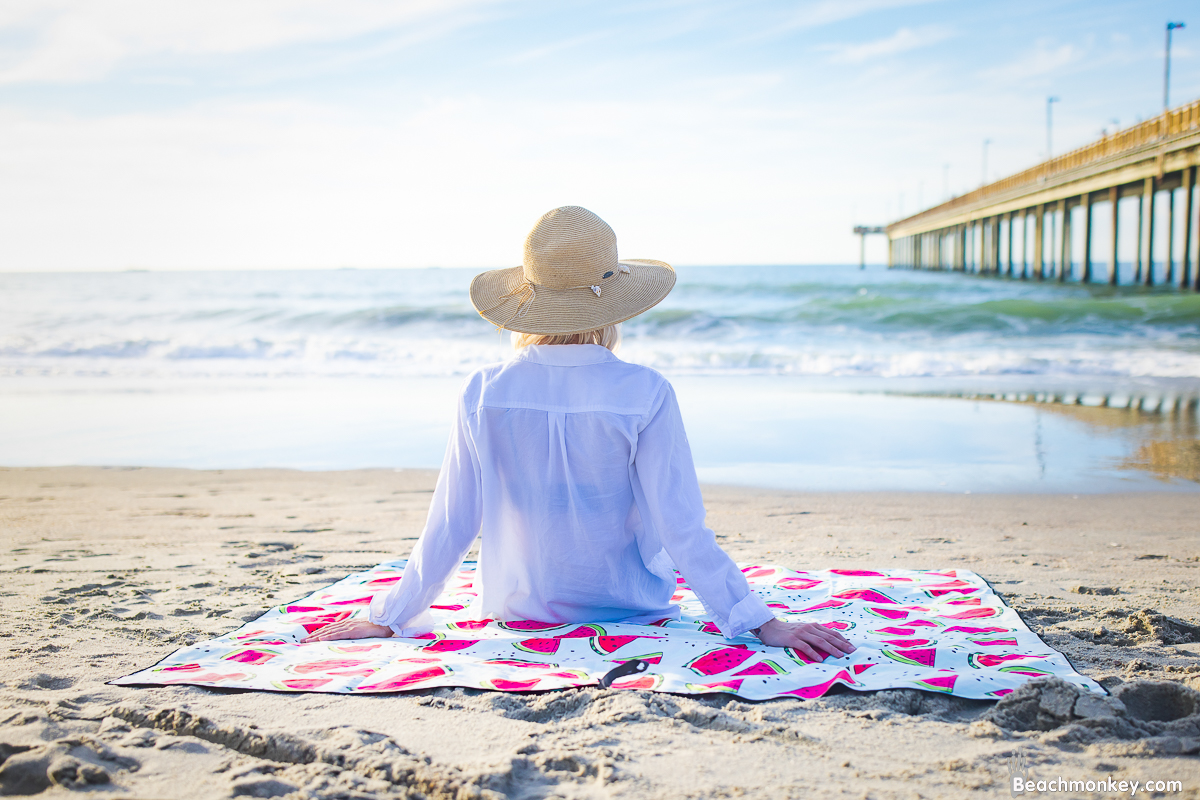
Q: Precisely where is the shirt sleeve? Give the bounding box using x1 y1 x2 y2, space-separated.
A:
368 382 483 637
630 380 774 640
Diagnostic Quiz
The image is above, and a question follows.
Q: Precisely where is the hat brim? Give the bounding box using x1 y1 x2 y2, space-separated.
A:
469 259 676 335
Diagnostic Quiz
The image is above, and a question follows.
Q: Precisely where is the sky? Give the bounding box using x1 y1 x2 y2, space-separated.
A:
0 0 1196 271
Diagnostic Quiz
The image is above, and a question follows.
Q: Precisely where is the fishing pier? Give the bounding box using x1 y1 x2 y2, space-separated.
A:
887 97 1200 288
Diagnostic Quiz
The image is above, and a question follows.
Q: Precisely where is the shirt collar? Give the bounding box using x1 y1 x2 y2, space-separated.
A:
515 344 619 367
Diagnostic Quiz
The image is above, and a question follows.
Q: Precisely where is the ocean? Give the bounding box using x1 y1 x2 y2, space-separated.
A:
2 265 1198 491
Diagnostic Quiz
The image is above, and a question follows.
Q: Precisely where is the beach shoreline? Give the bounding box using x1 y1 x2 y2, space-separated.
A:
2 466 1199 798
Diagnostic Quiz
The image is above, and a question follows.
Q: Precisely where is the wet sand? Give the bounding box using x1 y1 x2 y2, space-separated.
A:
2 466 1199 798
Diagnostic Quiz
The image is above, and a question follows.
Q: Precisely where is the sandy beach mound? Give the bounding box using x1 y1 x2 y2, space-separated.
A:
2 467 1198 798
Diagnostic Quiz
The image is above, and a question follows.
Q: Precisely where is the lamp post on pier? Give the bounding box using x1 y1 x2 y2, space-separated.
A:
1166 22 1185 111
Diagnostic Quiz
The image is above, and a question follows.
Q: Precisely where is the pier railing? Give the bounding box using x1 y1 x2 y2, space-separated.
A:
894 98 1200 231
886 96 1200 289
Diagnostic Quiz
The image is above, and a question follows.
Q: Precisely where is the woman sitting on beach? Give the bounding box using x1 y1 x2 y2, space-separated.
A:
304 206 855 663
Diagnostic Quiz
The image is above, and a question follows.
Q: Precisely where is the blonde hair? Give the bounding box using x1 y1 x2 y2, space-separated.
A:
511 324 621 353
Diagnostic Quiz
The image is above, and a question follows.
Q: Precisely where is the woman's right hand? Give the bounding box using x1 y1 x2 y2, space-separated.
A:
755 618 856 661
301 619 394 643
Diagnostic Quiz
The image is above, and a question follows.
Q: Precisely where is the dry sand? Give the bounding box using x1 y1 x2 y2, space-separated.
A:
2 466 1199 799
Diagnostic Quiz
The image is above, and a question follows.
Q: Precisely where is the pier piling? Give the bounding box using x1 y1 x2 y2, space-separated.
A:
1184 166 1196 288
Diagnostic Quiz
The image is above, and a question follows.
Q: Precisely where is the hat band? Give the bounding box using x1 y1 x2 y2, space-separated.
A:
479 264 631 329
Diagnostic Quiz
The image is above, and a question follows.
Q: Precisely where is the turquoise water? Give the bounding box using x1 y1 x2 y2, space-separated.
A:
1 265 1197 490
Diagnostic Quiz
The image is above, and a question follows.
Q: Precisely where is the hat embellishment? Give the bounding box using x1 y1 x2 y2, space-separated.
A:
590 285 602 297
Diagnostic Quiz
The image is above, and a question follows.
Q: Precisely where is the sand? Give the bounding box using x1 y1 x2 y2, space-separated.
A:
2 466 1199 799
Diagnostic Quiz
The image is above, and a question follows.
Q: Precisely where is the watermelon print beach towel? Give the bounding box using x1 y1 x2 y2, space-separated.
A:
113 562 1103 700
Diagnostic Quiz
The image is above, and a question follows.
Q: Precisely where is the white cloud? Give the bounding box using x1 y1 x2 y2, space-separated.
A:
821 25 954 64
980 39 1083 83
768 0 944 36
502 31 610 64
0 0 499 84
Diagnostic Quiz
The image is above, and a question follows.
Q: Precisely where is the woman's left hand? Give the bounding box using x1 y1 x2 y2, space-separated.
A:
301 620 394 643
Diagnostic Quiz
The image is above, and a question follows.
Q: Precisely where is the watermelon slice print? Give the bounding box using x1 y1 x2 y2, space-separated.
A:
285 606 325 613
357 665 451 692
160 663 202 672
829 569 886 577
696 621 722 634
686 646 755 676
823 620 855 631
883 648 936 668
223 648 278 665
998 665 1054 677
515 638 561 656
783 647 817 665
775 577 822 591
328 596 374 606
880 638 934 648
482 659 555 669
865 607 909 620
497 621 567 633
781 669 855 699
873 627 916 636
943 625 1010 634
970 637 1017 648
485 677 542 691
235 629 273 640
742 567 777 579
913 674 957 693
684 679 744 694
161 671 251 684
611 673 664 690
449 619 494 630
366 576 401 587
936 607 999 620
275 678 333 690
289 659 371 674
793 599 853 614
590 636 657 655
834 589 897 603
968 653 1049 669
557 624 606 638
852 663 874 675
733 659 787 677
331 643 382 653
423 639 479 653
327 668 375 677
610 652 663 665
430 604 466 611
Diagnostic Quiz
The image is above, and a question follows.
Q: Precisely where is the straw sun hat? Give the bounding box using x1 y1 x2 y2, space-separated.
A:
469 206 676 335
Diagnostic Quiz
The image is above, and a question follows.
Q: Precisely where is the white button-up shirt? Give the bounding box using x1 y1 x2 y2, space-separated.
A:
369 344 774 639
